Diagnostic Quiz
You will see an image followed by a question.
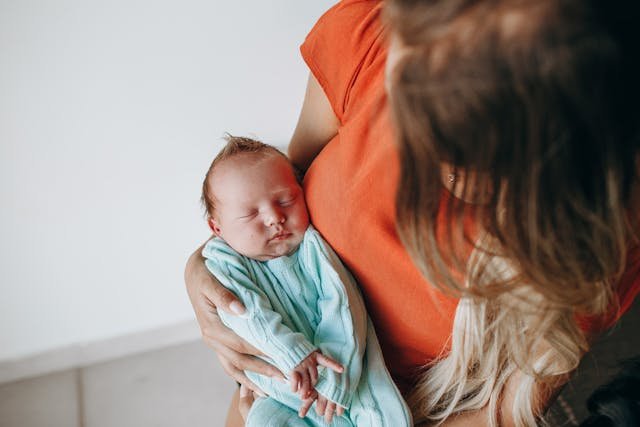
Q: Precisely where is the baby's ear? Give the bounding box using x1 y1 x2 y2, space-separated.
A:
208 217 222 236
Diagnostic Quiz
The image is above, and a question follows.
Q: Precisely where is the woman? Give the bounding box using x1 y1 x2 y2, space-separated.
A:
185 0 640 425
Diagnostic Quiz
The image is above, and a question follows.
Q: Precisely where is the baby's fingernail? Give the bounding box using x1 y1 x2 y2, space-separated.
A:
230 301 244 315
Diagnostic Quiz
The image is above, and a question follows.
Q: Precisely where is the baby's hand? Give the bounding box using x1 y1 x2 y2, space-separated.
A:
298 393 345 423
290 351 343 400
315 394 345 424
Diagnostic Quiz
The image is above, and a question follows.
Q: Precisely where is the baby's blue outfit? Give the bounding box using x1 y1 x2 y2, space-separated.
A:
203 226 411 427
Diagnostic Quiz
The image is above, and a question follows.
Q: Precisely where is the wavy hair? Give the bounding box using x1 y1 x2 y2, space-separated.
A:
385 0 640 425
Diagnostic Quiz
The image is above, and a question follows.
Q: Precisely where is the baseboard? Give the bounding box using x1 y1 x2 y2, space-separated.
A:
0 319 202 385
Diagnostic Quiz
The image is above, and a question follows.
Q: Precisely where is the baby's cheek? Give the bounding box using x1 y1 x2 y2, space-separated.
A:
246 228 264 245
248 225 264 242
297 205 311 228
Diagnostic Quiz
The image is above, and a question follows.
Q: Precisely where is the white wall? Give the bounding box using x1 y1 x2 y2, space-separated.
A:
0 0 335 362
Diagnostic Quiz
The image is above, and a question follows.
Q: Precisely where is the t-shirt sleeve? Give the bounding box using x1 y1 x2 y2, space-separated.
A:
300 0 385 122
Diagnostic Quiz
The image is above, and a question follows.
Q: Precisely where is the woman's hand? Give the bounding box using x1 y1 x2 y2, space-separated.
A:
184 246 286 395
238 385 256 422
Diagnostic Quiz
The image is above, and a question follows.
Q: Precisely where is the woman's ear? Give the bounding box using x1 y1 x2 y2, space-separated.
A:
208 217 222 237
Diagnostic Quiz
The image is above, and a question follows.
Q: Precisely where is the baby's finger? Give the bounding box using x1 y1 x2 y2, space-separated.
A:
315 395 327 416
324 401 337 424
290 371 301 393
309 364 318 386
336 405 345 417
299 371 311 399
316 353 344 373
298 397 314 418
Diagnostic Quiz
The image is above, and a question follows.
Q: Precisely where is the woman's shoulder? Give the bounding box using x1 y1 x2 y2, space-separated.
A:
312 0 382 29
301 0 385 122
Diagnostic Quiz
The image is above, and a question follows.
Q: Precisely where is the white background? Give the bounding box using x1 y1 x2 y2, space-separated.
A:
0 0 335 361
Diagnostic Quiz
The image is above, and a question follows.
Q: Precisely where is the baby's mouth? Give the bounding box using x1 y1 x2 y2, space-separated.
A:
270 232 291 241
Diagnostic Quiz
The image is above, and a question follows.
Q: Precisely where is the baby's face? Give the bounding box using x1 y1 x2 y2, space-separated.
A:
209 153 309 261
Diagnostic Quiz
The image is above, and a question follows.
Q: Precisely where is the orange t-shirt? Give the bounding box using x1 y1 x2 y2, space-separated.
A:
300 0 640 392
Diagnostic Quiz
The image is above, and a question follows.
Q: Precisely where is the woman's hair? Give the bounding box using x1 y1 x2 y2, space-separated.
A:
385 0 640 425
201 134 287 219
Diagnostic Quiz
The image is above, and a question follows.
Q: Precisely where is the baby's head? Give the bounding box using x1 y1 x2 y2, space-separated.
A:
202 135 309 261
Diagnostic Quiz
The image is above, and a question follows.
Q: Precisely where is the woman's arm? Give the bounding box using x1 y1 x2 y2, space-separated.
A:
287 73 339 172
184 243 285 395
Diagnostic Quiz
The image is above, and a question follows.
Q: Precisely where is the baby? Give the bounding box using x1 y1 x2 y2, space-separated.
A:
200 135 411 427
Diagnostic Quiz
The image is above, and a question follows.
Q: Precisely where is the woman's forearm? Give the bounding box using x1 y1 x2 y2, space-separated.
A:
184 242 208 289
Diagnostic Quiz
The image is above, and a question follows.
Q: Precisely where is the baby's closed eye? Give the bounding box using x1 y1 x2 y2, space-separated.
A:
237 211 258 220
278 197 296 206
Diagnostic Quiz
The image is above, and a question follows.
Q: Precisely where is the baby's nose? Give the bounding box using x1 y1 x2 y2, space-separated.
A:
265 208 285 226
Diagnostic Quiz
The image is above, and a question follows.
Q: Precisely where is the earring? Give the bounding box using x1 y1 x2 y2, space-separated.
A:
447 173 456 183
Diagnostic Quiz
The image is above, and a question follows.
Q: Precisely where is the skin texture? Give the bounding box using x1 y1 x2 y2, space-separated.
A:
227 389 245 427
288 74 340 172
207 153 309 261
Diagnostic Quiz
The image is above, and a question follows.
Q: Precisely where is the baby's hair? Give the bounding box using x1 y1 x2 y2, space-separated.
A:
201 134 287 219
